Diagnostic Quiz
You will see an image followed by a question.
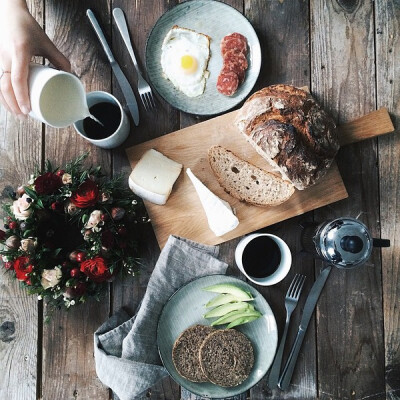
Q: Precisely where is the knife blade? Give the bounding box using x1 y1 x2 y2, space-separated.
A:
86 9 139 126
278 265 332 391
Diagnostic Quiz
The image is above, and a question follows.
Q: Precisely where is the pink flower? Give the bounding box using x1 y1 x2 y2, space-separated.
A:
84 210 104 231
11 194 32 220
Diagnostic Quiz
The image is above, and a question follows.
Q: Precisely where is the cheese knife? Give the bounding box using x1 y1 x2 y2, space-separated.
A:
86 9 139 126
278 265 332 391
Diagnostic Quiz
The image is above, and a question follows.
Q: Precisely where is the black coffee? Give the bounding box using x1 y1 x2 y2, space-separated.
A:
83 102 121 140
242 236 281 278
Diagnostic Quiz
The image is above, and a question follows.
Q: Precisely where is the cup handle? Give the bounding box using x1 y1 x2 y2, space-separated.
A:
372 238 390 247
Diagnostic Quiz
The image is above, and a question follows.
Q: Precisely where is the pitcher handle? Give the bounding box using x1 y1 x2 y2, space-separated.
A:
372 238 390 247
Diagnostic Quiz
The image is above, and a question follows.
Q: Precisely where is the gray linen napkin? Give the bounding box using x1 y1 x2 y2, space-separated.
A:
94 235 228 400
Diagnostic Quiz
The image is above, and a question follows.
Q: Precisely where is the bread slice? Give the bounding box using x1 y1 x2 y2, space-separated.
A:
208 145 294 206
171 324 214 382
199 329 254 387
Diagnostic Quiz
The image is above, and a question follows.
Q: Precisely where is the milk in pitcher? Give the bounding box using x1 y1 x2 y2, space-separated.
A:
29 64 90 128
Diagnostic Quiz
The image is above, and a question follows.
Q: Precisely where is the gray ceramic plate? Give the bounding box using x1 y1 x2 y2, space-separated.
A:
146 0 262 115
157 275 278 398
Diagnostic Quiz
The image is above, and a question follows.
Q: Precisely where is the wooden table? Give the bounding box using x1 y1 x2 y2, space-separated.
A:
1 1 399 399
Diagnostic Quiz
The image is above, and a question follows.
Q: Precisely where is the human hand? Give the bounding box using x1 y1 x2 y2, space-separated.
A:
0 0 71 118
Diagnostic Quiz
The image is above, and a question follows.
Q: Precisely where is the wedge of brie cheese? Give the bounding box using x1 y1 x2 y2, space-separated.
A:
129 149 182 205
186 168 239 236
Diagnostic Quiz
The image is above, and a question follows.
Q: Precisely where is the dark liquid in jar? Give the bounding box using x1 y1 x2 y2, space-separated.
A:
83 102 121 140
242 236 281 278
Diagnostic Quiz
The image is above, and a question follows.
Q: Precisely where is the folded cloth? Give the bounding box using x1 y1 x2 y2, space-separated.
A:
94 235 228 400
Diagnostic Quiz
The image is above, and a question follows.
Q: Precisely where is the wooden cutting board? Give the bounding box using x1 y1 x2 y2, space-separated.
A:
126 108 394 248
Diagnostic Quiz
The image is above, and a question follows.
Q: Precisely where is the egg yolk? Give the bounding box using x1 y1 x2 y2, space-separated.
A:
180 55 198 74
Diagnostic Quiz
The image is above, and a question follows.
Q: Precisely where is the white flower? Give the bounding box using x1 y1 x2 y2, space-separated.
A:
64 200 78 215
62 173 72 184
41 267 62 290
84 210 104 230
20 237 37 253
11 194 32 220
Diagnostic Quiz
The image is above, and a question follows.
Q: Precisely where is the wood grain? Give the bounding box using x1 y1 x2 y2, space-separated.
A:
111 0 181 399
339 107 395 146
375 0 400 398
1 1 400 400
41 1 111 399
311 1 385 399
0 1 43 398
242 2 317 399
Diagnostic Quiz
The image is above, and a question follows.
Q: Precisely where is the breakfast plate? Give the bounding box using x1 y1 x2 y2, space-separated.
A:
157 275 278 398
146 0 262 115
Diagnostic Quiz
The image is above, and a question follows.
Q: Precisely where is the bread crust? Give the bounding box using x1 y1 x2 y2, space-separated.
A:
235 84 339 190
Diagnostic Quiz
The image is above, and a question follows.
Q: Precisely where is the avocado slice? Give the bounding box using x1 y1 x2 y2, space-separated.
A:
211 309 262 326
203 301 251 318
202 283 254 301
205 293 253 308
226 315 261 329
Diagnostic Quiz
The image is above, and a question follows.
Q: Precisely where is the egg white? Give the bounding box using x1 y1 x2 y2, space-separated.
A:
161 26 210 98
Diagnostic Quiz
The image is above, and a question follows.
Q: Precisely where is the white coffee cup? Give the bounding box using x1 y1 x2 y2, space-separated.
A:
235 233 292 286
28 64 90 128
73 91 130 149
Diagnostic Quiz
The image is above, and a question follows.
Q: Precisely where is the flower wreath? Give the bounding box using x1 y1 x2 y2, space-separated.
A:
0 154 148 310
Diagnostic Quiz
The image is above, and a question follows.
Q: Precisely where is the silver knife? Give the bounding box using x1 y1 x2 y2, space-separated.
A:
86 9 139 126
278 265 332 391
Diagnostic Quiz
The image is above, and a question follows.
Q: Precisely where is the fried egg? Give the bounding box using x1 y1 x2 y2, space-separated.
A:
161 26 211 98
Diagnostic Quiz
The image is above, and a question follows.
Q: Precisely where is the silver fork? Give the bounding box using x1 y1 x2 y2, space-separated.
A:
268 273 306 389
113 8 156 111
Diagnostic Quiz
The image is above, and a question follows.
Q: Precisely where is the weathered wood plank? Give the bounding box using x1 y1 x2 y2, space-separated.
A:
311 1 385 399
0 0 43 398
243 1 316 399
375 1 400 398
111 0 180 399
41 1 111 399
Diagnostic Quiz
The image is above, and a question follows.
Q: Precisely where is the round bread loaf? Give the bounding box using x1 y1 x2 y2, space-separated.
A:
172 324 214 382
235 84 339 190
199 329 254 387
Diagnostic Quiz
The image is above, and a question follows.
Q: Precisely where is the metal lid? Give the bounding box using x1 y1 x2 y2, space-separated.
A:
316 217 373 268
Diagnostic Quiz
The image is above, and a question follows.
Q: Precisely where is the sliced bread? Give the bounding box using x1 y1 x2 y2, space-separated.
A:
208 145 295 206
199 329 254 387
171 324 214 382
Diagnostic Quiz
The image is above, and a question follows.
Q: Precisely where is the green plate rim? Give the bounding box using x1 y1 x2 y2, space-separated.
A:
145 0 261 116
156 274 278 398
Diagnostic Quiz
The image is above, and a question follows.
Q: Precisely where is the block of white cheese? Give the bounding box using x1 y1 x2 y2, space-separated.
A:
186 168 239 236
129 149 182 205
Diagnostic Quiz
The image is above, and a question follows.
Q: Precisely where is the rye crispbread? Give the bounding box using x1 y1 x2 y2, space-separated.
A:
199 329 254 387
171 324 214 382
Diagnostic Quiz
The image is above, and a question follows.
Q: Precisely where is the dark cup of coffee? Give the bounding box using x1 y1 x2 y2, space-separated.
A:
73 91 130 149
235 233 292 286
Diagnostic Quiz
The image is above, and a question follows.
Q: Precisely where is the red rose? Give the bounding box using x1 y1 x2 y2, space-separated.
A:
71 180 99 208
13 256 33 282
34 172 63 195
80 256 111 283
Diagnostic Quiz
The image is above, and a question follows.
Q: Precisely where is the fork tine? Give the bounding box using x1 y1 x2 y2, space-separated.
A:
291 274 306 299
140 93 149 112
294 275 306 298
286 275 297 296
145 92 154 110
148 91 156 109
